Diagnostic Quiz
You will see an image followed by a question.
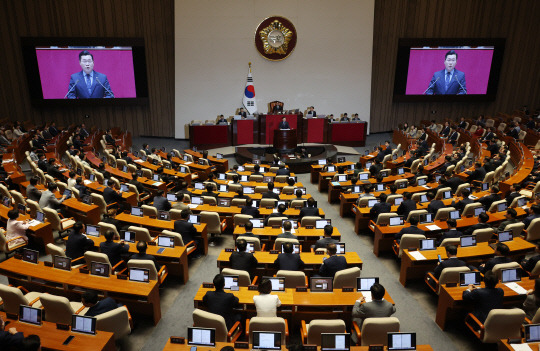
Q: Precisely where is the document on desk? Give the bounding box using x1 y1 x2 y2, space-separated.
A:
510 344 533 351
422 185 431 189
83 180 92 185
2 159 14 163
134 159 143 163
188 204 198 209
153 182 163 186
184 162 192 165
27 220 41 227
409 251 426 260
425 224 442 231
362 291 372 302
505 282 528 295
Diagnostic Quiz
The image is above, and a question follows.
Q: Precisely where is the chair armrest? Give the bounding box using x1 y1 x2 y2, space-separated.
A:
220 218 227 231
351 321 361 346
525 317 532 324
245 319 250 335
124 305 134 329
17 286 29 294
158 265 168 285
284 318 289 338
261 244 266 251
112 260 125 272
75 305 86 314
464 312 484 339
424 272 439 294
227 321 242 343
392 240 400 257
252 276 259 285
28 297 41 306
301 320 308 343
305 276 308 287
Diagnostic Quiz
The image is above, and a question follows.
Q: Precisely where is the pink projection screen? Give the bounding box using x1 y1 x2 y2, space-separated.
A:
35 47 136 99
405 47 494 95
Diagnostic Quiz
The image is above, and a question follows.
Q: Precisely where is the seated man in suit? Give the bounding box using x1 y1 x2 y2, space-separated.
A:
319 243 347 278
352 283 396 329
238 221 258 239
440 121 451 137
103 179 123 205
432 245 467 279
0 316 24 349
497 208 518 233
262 182 280 200
299 197 320 219
426 191 445 215
448 128 459 145
478 185 501 210
369 193 392 221
522 242 540 273
505 183 522 205
39 182 67 216
274 242 304 271
46 158 66 181
230 238 258 279
452 189 473 214
369 158 383 177
306 106 316 117
396 192 417 221
251 164 263 176
82 290 122 317
264 203 288 226
153 190 172 211
238 107 248 118
480 243 511 273
202 274 240 329
462 270 503 323
375 146 386 163
314 224 338 250
201 183 219 201
278 116 290 129
129 241 161 270
273 103 284 114
466 162 487 183
216 115 228 125
74 177 90 197
173 209 203 259
463 212 491 236
99 230 129 267
524 205 540 229
277 221 297 239
26 176 42 202
275 164 290 176
437 219 463 246
425 50 467 95
340 113 350 122
394 216 425 242
458 117 468 129
65 222 94 264
233 188 250 201
241 198 260 218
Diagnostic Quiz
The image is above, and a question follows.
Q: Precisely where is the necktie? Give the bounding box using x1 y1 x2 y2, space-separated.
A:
85 74 92 95
445 72 451 91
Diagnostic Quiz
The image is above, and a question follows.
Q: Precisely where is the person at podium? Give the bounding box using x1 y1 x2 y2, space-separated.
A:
273 103 284 114
279 116 290 130
307 106 316 117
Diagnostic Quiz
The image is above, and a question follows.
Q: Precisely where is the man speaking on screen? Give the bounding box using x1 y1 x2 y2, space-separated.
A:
425 50 467 95
66 50 114 99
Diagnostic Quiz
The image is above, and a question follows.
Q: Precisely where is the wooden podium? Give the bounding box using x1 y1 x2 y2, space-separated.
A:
273 129 297 150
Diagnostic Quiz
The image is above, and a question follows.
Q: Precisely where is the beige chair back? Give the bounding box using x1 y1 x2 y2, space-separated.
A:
249 175 263 182
434 207 456 222
276 270 306 289
488 200 507 213
267 217 288 227
306 319 346 345
439 238 460 247
503 222 525 237
438 267 470 294
260 198 277 208
333 267 361 289
386 195 402 205
255 186 268 194
84 251 113 271
248 317 287 344
128 226 153 242
455 183 471 197
526 218 540 241
95 306 132 339
202 196 217 205
301 216 322 227
0 285 41 315
221 268 251 286
170 209 183 221
471 228 494 243
406 209 427 223
9 190 26 207
193 309 228 342
492 262 521 279
481 309 524 343
231 198 247 207
98 222 119 238
201 211 222 234
274 238 300 251
462 202 484 217
398 234 426 258
26 199 41 217
39 294 78 325
127 259 159 280
234 214 252 226
91 193 108 214
375 213 398 226
435 187 451 200
141 205 158 217
161 230 186 246
237 236 261 251
46 243 66 257
358 196 377 207
360 317 400 346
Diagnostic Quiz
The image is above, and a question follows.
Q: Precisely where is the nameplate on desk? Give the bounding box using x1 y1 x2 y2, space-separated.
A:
314 251 325 255
305 225 314 229
225 248 234 252
6 313 18 320
408 247 417 252
248 285 258 290
79 268 89 274
44 261 53 267
269 250 279 254
117 274 127 280
56 323 70 330
234 341 250 349
445 283 457 288
148 241 156 246
296 287 308 292
13 253 22 260
342 287 354 292
303 345 317 351
368 345 384 351
170 337 185 344
331 182 341 186
202 283 214 289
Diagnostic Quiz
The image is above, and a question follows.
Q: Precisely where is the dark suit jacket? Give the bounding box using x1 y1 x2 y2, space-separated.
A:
523 254 540 272
229 251 258 278
103 187 123 205
397 199 417 219
454 197 473 213
480 256 511 273
314 237 338 250
319 255 347 278
395 225 425 241
462 287 504 322
505 192 521 205
479 193 500 210
202 290 240 329
130 179 146 194
241 206 260 218
67 71 114 99
99 241 129 267
75 183 89 197
425 69 467 95
274 253 304 271
440 126 451 136
433 257 467 279
370 202 392 220
0 330 24 348
277 232 297 239
275 168 291 176
26 184 42 202
173 220 198 244
463 223 491 236
65 231 94 260
279 121 290 129
129 252 161 270
469 167 487 182
153 196 171 211
369 163 383 177
437 229 463 246
262 191 280 200
299 206 320 219
85 297 121 317
446 177 465 193
427 200 445 214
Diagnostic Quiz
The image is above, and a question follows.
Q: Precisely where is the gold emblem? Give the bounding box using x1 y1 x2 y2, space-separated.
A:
259 20 293 55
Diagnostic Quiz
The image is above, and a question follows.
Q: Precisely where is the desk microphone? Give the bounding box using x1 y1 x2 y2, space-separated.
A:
423 77 439 94
64 80 79 98
95 77 115 98
454 75 466 94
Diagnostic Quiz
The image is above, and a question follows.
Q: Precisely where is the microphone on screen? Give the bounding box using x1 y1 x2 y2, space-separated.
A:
64 80 79 99
454 75 466 94
423 77 439 95
96 77 115 98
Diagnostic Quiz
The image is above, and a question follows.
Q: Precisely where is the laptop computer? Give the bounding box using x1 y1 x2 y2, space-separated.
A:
397 168 404 175
18 305 42 325
460 271 482 286
187 327 216 346
188 214 201 225
316 219 331 229
35 211 45 223
443 191 452 199
419 239 436 250
223 275 239 290
417 178 427 186
131 207 144 217
218 184 228 192
157 235 175 248
120 230 136 243
525 324 540 343
387 332 416 351
327 166 336 172
250 218 264 228
18 203 26 214
367 199 378 207
449 210 460 220
85 224 100 237
166 193 177 201
318 159 327 165
310 277 333 292
194 183 205 190
263 276 286 291
419 213 434 224
336 243 346 254
22 248 39 264
460 235 477 247
243 186 254 194
498 231 513 242
82 195 92 205
375 183 385 192
120 184 129 192
389 217 404 226
218 197 231 207
129 268 150 283
394 197 403 205
497 202 508 212
474 207 485 217
53 255 71 271
501 268 520 283
320 333 350 351
71 315 97 335
90 261 110 277
158 211 170 221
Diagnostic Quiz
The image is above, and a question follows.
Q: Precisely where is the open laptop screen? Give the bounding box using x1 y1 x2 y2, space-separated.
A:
129 268 150 283
35 211 45 223
22 248 39 264
460 235 477 247
187 327 216 346
316 219 331 229
252 331 281 350
166 193 177 201
388 332 416 351
250 218 264 228
157 236 175 248
320 333 350 351
53 255 71 271
357 277 379 291
389 216 404 226
525 324 540 343
19 305 42 325
131 206 144 217
460 271 481 286
419 239 436 250
501 268 520 283
188 214 201 225
310 277 333 292
71 315 97 335
223 275 239 290
86 224 100 237
90 261 110 277
120 230 136 243
263 276 286 291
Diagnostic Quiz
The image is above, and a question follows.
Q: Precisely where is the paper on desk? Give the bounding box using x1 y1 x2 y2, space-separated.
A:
362 291 372 302
188 204 198 209
510 344 533 351
83 180 92 185
134 159 143 163
185 162 192 165
422 185 431 189
27 220 41 227
2 159 14 163
153 182 163 186
425 224 442 231
409 251 427 260
365 155 374 158
469 195 478 200
505 282 528 295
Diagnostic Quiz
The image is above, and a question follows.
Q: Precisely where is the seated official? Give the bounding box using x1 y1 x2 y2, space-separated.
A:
522 242 540 272
201 183 219 200
203 274 240 329
129 241 161 270
352 283 396 328
369 159 383 177
241 198 260 218
274 242 304 271
426 191 444 215
74 177 90 197
239 221 258 239
275 164 290 176
451 189 473 214
277 221 297 239
251 164 263 176
216 115 228 125
497 208 518 232
299 197 320 219
67 171 77 190
65 222 94 264
319 243 347 278
479 243 510 274
230 239 258 279
26 176 42 202
437 219 463 246
233 188 250 201
278 116 290 129
463 212 491 236
478 185 500 210
264 203 288 226
314 224 338 250
174 181 192 199
505 183 522 205
262 182 280 200
100 230 129 267
153 190 172 211
173 209 203 259
39 182 67 216
369 193 391 221
523 278 540 319
340 113 350 122
431 245 467 279
82 290 122 317
0 314 24 348
396 192 417 223
130 173 147 195
6 209 31 248
462 270 503 323
394 216 425 242
253 278 281 317
103 179 123 205
524 205 540 228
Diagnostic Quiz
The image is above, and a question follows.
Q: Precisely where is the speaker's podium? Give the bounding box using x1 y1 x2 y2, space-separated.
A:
273 129 297 151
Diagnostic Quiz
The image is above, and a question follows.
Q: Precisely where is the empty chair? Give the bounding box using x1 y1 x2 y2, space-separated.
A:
260 198 277 208
502 222 524 237
462 202 484 217
9 190 26 207
373 213 398 226
26 200 41 218
95 306 132 340
237 236 262 251
394 234 426 258
352 317 400 346
42 207 76 238
300 216 322 227
141 205 158 217
249 175 263 182
276 270 307 289
202 196 217 206
439 238 460 247
201 211 226 235
333 267 361 289
301 319 346 345
267 217 288 227
91 193 113 215
192 309 242 343
127 259 168 285
434 207 457 222
465 308 525 343
274 175 289 183
425 266 470 294
231 198 247 207
472 228 494 243
234 214 253 227
40 294 87 325
488 200 507 213
128 226 153 242
84 251 123 274
247 317 288 345
221 268 253 286
274 238 300 252
405 209 427 223
524 218 540 241
0 285 43 314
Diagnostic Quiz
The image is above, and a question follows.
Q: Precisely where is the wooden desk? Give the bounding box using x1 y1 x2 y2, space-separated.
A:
85 152 133 182
0 258 161 324
436 277 533 330
115 213 209 255
498 340 540 351
0 312 116 351
216 250 362 276
233 226 340 251
399 238 535 286
0 204 53 249
186 204 324 220
184 149 229 174
170 156 213 181
310 161 354 184
163 342 434 351
131 156 192 186
63 197 102 225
